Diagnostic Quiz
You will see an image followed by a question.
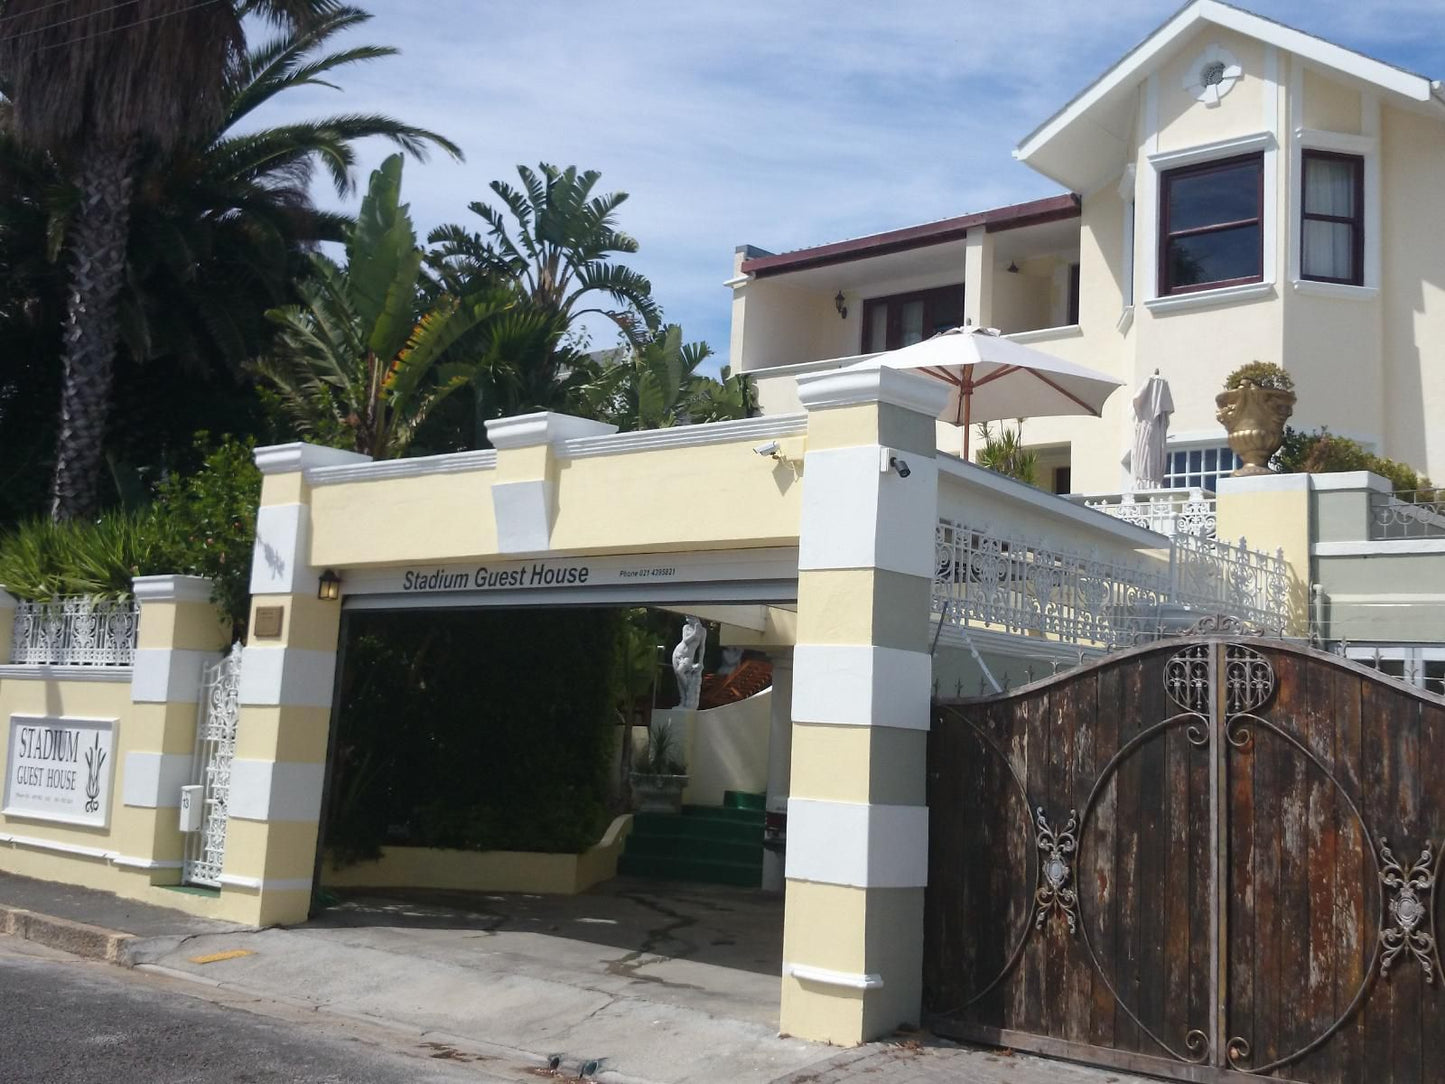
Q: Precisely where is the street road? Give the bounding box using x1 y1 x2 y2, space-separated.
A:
0 934 522 1083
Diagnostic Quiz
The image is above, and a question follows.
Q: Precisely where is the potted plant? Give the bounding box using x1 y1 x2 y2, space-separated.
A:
629 720 688 813
1215 362 1296 476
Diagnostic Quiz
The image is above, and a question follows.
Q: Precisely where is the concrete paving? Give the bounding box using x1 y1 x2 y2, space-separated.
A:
0 870 1157 1084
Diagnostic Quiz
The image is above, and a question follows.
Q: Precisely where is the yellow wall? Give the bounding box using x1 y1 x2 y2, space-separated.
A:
311 435 804 568
321 816 633 895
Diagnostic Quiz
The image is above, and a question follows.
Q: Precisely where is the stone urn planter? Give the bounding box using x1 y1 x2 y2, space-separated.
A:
1215 386 1296 476
629 772 688 813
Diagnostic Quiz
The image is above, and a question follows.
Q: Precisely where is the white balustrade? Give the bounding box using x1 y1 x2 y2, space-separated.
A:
9 597 140 667
934 518 1289 651
1079 488 1217 539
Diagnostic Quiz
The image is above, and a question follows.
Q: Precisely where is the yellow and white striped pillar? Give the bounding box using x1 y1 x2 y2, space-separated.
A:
223 442 370 925
124 575 230 881
781 365 949 1044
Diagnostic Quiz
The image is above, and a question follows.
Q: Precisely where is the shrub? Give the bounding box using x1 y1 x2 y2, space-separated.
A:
0 434 259 633
325 608 622 864
152 435 261 634
1275 427 1435 498
1224 361 1294 392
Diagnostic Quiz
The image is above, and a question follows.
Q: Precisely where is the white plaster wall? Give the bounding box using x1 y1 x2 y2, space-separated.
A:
651 691 771 808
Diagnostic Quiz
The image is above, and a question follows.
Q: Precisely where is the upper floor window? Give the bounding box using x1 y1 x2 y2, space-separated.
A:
1301 150 1363 286
1158 153 1263 295
862 284 964 353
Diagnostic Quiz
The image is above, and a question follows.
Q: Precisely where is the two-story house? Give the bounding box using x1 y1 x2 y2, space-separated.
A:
728 0 1445 499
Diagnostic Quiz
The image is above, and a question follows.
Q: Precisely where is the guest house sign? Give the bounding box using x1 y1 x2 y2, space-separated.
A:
4 715 116 828
341 548 799 602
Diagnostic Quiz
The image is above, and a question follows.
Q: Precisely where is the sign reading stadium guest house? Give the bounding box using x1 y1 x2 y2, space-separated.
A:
4 716 116 828
340 549 799 600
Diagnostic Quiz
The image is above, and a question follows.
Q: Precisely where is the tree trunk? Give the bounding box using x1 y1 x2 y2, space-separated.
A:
50 140 136 521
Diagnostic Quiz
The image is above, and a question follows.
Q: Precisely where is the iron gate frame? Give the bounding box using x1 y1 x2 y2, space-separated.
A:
926 636 1445 1083
183 643 243 888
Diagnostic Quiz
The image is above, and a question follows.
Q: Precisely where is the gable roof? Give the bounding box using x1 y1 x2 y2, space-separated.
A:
1014 0 1445 192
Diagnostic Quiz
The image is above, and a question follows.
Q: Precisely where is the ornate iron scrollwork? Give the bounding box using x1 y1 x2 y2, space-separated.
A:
1379 838 1441 983
1224 644 1274 714
1034 807 1079 935
1165 644 1211 714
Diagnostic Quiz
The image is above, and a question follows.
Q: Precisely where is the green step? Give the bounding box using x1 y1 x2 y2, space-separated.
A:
623 834 761 865
617 854 762 888
632 811 760 844
723 790 766 812
681 805 764 825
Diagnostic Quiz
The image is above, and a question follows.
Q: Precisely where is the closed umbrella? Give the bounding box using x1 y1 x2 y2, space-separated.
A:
1130 371 1174 490
857 326 1124 456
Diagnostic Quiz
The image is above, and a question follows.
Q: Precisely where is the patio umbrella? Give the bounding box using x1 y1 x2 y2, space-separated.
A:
1130 370 1174 490
859 327 1124 456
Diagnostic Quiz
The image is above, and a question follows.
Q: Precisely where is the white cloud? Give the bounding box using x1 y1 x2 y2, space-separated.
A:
241 0 1445 364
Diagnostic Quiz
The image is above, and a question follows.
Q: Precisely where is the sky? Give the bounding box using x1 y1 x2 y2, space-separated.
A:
246 0 1445 368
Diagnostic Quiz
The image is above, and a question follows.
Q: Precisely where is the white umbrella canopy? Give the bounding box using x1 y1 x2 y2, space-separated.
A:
1130 371 1174 490
856 326 1124 455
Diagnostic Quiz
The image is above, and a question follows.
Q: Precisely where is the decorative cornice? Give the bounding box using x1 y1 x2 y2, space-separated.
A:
307 449 498 486
253 442 371 476
132 574 214 604
559 414 808 459
484 411 618 449
796 365 951 419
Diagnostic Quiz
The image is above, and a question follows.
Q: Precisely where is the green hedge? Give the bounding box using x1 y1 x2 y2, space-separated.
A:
326 608 622 864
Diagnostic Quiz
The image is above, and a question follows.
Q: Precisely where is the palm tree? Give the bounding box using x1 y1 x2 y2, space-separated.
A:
578 325 751 432
428 164 662 350
0 0 333 519
121 6 461 383
255 154 502 459
0 4 460 516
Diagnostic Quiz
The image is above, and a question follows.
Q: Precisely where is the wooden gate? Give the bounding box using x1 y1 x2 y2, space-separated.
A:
926 638 1445 1083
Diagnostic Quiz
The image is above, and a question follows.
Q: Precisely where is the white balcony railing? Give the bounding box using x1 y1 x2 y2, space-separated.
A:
1077 488 1217 539
9 597 140 667
933 518 1288 653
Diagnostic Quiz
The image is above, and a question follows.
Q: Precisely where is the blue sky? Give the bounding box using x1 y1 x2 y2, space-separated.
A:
249 1 1445 367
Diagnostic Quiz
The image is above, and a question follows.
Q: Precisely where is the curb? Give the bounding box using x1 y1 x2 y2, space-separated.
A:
1 904 136 964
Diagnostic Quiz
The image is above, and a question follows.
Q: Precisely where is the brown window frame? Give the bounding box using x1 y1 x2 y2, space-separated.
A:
860 284 965 353
1158 152 1264 296
1300 149 1364 287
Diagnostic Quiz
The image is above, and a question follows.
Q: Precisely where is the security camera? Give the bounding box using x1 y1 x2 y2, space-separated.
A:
753 440 782 459
890 456 912 478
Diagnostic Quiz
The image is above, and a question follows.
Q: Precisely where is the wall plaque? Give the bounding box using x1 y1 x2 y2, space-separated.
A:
4 715 117 828
253 605 284 639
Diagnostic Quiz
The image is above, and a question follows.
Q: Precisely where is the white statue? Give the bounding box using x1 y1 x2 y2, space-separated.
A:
671 616 707 709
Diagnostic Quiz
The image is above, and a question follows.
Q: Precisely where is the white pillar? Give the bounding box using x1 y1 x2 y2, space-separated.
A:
762 649 793 892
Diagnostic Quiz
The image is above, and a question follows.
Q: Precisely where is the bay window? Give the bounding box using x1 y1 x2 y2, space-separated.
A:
1158 153 1264 295
1300 150 1364 286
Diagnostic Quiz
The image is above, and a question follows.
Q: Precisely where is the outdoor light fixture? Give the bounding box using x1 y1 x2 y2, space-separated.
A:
834 291 848 319
317 568 342 601
753 440 782 460
1006 261 1020 274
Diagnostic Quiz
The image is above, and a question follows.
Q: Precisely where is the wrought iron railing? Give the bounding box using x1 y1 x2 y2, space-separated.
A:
1078 488 1217 538
1370 491 1445 540
934 520 1172 651
8 597 140 667
1169 532 1289 635
933 518 1289 651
